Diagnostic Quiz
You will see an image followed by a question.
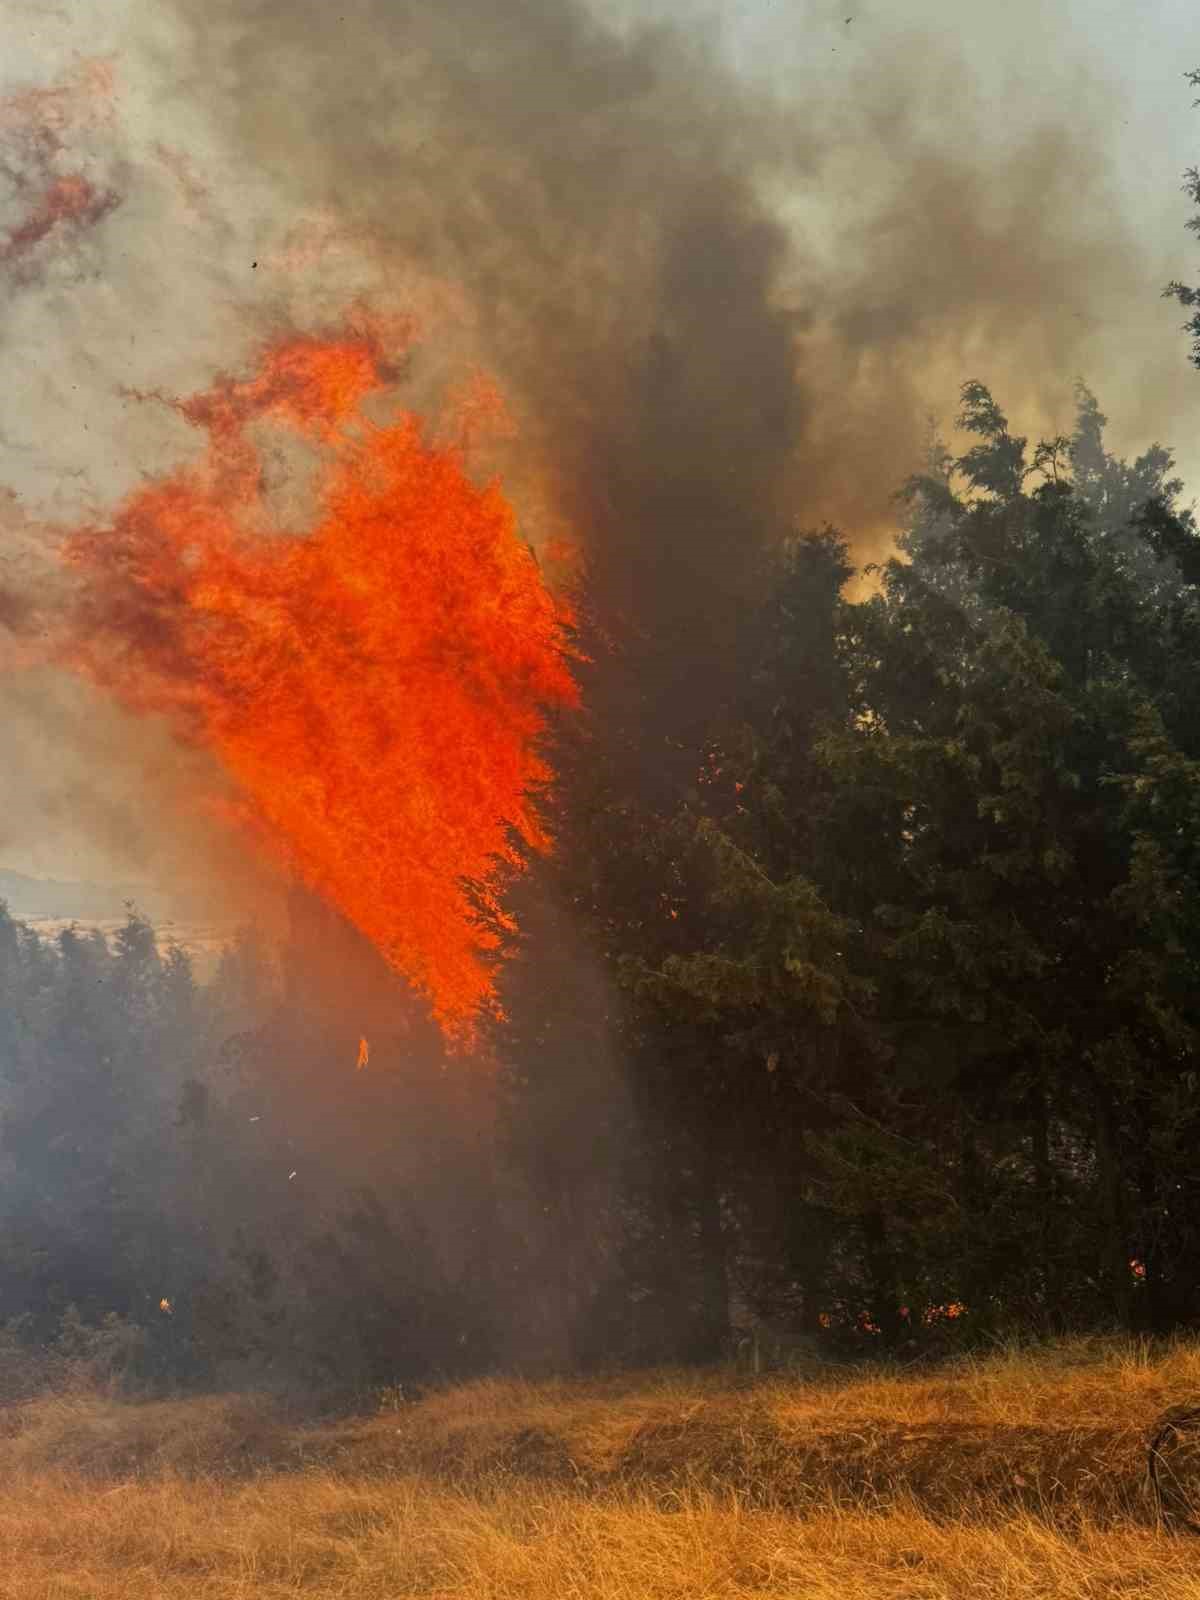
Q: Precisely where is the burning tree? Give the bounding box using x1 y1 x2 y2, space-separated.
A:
59 322 578 1037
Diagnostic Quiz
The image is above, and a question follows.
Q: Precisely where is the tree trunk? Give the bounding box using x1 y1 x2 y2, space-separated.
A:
692 1136 731 1361
1092 1080 1133 1330
1134 1137 1174 1335
1030 1074 1054 1322
957 1109 986 1315
862 1207 902 1345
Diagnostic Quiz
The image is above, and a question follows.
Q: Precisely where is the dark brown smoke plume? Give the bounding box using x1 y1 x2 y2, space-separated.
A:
158 0 1193 695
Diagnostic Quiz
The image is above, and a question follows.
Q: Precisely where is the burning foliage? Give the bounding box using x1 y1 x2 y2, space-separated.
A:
60 321 578 1035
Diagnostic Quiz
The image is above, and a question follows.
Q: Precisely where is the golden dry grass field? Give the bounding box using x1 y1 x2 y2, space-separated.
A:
6 1338 1200 1598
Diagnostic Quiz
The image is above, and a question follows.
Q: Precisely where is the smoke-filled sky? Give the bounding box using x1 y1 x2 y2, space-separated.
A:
1 0 1198 893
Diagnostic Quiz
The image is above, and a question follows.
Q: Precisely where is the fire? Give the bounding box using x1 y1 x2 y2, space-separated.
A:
356 1036 370 1071
61 321 578 1036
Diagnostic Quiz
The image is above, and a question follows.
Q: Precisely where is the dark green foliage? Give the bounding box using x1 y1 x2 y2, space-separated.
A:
496 370 1200 1359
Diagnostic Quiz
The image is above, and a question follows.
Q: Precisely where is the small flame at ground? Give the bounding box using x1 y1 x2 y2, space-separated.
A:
356 1036 369 1071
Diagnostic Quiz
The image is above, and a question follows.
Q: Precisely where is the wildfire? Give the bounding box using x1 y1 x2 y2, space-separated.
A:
61 321 578 1036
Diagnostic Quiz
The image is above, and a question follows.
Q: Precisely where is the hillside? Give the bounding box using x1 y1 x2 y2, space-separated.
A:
6 1338 1200 1597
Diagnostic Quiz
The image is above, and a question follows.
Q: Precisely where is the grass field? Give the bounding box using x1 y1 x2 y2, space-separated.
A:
6 1336 1200 1597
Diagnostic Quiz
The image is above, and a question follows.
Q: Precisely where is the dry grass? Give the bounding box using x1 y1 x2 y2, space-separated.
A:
4 1336 1200 1597
6 1472 1200 1599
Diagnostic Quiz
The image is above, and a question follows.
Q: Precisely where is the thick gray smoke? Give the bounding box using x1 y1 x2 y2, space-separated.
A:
152 0 1199 725
1 0 1198 882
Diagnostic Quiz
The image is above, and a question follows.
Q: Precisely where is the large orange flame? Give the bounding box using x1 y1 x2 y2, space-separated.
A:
62 322 578 1036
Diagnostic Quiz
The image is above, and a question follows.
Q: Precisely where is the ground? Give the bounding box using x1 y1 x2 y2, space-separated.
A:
4 1336 1200 1597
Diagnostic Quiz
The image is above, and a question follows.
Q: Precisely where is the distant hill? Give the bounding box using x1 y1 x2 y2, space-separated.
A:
0 868 173 924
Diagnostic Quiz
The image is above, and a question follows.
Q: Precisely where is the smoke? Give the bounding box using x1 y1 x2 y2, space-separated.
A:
2 0 1198 885
137 0 1196 727
1 0 1196 1374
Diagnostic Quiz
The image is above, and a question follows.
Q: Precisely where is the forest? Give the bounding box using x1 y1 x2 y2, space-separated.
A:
6 363 1200 1396
5 80 1200 1411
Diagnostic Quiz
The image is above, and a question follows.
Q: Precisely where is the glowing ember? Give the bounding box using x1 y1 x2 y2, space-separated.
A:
61 321 578 1036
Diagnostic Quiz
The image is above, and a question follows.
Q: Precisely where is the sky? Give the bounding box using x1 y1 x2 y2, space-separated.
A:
1 0 1198 892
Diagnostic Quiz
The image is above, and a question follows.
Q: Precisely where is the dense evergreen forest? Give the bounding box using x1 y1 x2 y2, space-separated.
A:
4 92 1200 1400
